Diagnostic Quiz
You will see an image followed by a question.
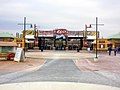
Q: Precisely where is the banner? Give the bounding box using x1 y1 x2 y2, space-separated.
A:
56 34 65 39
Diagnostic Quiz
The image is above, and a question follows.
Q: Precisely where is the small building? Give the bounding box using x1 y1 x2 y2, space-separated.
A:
92 38 115 51
25 35 35 49
0 33 17 60
107 32 120 48
0 33 15 42
0 42 17 53
14 38 24 48
14 36 35 49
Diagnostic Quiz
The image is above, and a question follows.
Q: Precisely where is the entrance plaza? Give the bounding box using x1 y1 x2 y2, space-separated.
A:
0 50 119 73
26 50 120 73
0 50 120 90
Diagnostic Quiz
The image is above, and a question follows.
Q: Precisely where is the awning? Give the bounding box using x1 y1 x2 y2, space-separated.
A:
25 40 34 43
92 40 96 44
87 36 96 40
0 42 17 46
25 35 35 39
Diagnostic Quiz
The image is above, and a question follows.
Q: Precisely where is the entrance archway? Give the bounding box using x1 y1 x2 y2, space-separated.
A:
53 29 68 50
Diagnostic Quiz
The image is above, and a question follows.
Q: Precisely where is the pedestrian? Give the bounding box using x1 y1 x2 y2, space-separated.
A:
108 46 112 55
41 46 44 52
116 47 119 53
114 47 117 56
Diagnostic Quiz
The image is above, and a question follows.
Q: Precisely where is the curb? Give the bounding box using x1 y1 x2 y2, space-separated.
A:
0 82 120 90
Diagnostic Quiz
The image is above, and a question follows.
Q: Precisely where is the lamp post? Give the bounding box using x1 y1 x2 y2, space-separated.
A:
34 24 37 47
84 24 87 46
23 17 26 57
96 17 98 58
77 31 80 52
18 17 32 57
91 17 104 58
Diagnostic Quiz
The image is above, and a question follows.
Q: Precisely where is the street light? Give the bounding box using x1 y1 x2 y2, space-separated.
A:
77 31 80 52
18 17 32 57
91 17 104 58
95 17 98 58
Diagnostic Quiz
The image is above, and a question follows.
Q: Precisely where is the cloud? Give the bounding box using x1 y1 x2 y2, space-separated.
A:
0 0 120 37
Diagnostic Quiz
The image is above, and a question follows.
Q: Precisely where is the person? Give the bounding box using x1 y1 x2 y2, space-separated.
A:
41 46 44 52
108 46 112 55
116 47 119 53
114 47 117 56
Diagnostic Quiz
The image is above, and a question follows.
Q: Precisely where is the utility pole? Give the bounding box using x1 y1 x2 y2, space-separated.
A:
34 24 37 41
96 17 98 58
23 17 26 57
18 17 32 57
91 17 104 58
77 31 80 52
84 25 87 46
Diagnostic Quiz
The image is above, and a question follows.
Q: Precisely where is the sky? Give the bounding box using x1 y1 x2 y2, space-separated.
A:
0 0 120 37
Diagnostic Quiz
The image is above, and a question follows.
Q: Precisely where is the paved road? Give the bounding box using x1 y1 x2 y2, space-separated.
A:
0 51 120 87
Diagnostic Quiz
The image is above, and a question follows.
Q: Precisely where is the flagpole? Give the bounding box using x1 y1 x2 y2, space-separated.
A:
84 24 87 47
84 24 91 47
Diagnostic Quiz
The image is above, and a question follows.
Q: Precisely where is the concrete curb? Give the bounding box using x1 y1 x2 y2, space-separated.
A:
0 82 120 90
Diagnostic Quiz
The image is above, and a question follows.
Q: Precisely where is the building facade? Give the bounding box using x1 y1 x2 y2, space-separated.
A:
92 38 115 51
108 32 120 48
24 29 98 50
0 33 17 60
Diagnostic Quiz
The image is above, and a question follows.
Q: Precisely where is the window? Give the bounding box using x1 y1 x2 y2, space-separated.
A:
99 44 105 48
99 40 105 43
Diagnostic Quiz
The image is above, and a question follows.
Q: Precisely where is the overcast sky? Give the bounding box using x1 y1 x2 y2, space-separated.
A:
0 0 120 37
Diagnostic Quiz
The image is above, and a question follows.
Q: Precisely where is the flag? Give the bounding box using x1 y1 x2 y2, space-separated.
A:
34 25 40 28
86 24 92 28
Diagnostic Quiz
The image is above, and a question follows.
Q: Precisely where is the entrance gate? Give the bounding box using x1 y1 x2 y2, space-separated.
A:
55 38 66 50
54 29 68 50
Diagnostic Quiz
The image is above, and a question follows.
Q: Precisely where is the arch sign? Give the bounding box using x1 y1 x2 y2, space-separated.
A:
54 29 67 35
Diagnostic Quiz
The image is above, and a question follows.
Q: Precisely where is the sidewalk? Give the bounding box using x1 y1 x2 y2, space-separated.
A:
0 57 45 75
75 53 120 73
